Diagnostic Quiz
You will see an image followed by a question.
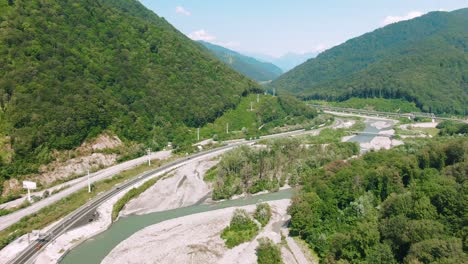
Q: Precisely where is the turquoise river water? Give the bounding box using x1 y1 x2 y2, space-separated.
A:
61 189 294 264
61 118 389 263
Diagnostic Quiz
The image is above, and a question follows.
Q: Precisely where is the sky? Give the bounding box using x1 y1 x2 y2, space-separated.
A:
139 0 468 57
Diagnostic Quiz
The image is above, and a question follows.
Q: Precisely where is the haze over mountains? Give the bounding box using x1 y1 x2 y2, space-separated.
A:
199 41 283 82
0 0 258 179
247 52 318 72
272 8 468 115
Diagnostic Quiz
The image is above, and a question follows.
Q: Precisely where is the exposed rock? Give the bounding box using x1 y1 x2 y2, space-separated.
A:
2 179 20 198
35 153 118 185
78 133 122 153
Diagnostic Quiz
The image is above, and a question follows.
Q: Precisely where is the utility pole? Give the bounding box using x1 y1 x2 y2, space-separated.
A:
257 94 259 103
87 170 91 193
273 88 276 96
226 123 229 134
197 127 200 141
250 101 253 111
147 148 151 166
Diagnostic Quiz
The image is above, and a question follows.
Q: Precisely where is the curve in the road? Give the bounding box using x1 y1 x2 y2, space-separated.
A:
7 124 334 264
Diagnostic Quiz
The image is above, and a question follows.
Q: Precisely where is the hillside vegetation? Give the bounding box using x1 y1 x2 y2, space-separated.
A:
288 138 467 263
273 9 468 115
208 138 359 200
199 41 283 82
200 94 318 141
0 0 258 187
309 98 420 113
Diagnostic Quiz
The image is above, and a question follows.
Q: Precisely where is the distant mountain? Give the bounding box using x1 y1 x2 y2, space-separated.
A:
0 0 258 180
272 8 468 115
248 52 318 72
199 41 283 82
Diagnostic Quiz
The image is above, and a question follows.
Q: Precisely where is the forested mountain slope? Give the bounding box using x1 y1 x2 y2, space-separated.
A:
0 0 258 180
199 41 283 82
289 138 467 263
272 8 468 115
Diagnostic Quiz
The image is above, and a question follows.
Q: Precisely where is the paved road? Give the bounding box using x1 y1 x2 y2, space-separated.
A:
312 104 467 123
7 145 240 264
7 124 334 264
0 151 169 211
0 151 171 231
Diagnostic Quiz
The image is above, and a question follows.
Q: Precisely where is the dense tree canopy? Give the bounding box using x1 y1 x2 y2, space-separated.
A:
199 41 283 82
0 0 258 180
272 9 468 115
210 138 359 200
288 138 467 263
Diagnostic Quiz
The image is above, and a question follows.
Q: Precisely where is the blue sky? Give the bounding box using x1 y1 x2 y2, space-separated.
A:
139 0 467 57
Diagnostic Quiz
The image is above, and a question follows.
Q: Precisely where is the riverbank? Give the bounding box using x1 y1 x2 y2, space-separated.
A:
103 200 292 264
120 156 220 217
34 152 226 263
343 118 403 152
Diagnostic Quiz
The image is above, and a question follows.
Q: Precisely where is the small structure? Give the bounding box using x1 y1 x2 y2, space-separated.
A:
23 181 37 202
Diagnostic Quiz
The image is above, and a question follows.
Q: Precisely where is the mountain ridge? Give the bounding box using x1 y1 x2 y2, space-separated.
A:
271 8 468 114
0 0 258 181
247 52 318 72
198 41 283 82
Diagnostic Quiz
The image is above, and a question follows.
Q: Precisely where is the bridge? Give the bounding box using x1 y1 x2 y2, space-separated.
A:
350 131 394 138
309 105 467 123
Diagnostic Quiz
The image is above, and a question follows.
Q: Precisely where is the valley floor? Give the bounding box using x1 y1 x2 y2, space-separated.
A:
1 114 423 264
103 200 294 264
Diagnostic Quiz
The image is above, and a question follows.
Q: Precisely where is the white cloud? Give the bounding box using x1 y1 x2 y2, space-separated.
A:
188 30 240 49
314 44 328 52
188 29 216 41
175 6 191 16
382 11 424 26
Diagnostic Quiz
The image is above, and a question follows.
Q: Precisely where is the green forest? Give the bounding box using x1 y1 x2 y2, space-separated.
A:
207 138 359 200
200 94 318 142
288 138 467 263
272 9 468 115
0 0 259 183
309 98 421 113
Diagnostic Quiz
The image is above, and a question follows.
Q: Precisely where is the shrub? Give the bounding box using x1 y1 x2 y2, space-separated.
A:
254 203 272 227
111 175 161 221
256 237 283 264
221 209 259 248
203 167 218 182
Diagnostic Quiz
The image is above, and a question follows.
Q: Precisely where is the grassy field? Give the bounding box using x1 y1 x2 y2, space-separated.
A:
200 94 271 140
396 126 439 137
300 118 365 144
200 94 316 141
0 158 167 250
413 127 439 137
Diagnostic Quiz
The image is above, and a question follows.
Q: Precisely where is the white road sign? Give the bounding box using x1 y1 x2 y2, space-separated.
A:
23 181 37 190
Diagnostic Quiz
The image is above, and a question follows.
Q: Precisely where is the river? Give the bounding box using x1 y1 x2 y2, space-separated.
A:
60 189 294 264
61 118 392 263
345 118 393 153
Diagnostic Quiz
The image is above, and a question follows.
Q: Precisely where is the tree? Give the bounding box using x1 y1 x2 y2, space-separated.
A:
254 203 272 227
256 237 283 264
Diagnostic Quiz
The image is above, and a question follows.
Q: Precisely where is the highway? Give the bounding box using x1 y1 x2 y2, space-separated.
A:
0 151 171 231
310 104 467 123
6 124 331 264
